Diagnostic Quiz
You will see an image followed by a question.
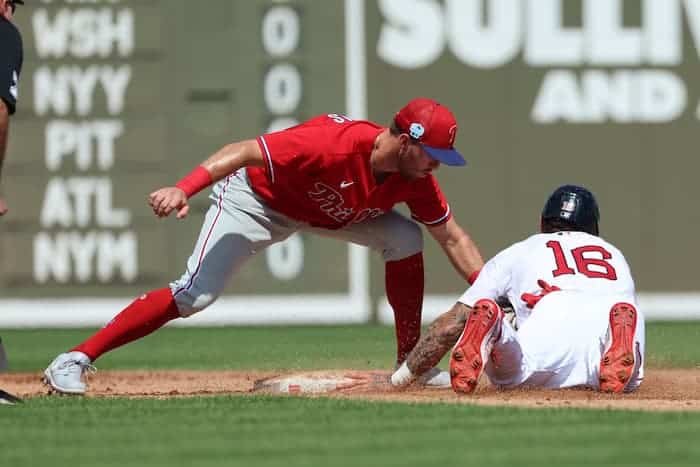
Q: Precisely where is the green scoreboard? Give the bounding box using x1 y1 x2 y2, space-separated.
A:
2 0 699 325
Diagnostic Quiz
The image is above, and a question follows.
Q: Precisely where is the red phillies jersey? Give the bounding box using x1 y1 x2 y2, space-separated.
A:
247 113 452 229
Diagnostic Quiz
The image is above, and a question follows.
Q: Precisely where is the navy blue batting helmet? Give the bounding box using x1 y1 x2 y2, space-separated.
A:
541 185 600 235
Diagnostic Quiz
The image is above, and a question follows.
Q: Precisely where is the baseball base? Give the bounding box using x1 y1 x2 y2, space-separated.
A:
252 370 390 394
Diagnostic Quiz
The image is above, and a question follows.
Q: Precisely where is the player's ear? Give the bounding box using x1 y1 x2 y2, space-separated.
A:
1 0 11 20
398 140 409 159
397 133 411 153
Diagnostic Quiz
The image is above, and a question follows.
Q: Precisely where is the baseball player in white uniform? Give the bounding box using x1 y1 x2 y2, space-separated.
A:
391 185 645 394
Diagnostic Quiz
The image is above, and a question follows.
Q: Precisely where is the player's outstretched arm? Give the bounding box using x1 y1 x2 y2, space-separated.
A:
149 187 190 219
391 302 470 387
199 139 264 180
148 139 265 219
427 218 484 282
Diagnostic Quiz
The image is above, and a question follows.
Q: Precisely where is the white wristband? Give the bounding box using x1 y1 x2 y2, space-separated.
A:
390 361 416 387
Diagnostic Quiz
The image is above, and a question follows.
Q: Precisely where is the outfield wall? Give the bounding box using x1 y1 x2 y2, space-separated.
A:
2 1 700 325
0 292 699 329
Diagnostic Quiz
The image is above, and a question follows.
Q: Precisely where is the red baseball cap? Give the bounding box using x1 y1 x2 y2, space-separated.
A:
394 98 466 166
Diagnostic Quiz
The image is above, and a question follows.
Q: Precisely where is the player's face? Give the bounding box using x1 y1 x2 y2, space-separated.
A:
397 137 441 180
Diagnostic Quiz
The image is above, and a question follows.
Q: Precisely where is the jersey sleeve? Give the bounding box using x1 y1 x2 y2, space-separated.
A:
255 124 324 184
457 243 520 307
0 22 23 115
405 175 452 226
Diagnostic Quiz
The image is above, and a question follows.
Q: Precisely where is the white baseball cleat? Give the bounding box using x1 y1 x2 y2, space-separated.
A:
0 389 22 405
42 351 95 395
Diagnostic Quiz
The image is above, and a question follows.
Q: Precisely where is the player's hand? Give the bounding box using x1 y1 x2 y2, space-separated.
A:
521 279 561 309
338 371 392 392
0 197 8 216
148 187 190 219
537 279 561 295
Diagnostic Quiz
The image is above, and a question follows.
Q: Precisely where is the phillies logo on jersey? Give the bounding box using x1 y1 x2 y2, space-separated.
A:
351 207 384 224
308 182 356 223
307 182 385 225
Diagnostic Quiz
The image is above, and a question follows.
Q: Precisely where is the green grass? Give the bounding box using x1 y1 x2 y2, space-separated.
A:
2 396 699 467
644 321 700 368
1 322 699 467
2 325 398 372
2 321 699 372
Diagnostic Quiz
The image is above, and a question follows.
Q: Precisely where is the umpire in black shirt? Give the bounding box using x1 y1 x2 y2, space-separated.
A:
0 0 23 217
0 0 23 406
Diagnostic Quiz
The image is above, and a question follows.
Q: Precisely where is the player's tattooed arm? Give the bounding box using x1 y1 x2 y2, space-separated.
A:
405 302 470 376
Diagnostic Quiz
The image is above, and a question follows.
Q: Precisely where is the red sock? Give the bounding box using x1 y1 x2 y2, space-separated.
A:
72 288 181 361
385 252 424 365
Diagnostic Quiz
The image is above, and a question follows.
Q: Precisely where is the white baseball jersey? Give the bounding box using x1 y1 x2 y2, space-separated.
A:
459 231 636 327
458 231 644 391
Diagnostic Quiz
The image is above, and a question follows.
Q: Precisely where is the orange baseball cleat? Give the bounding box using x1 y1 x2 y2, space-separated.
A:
449 299 503 394
599 302 638 393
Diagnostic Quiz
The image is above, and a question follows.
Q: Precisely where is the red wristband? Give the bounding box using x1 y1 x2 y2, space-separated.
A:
175 166 213 198
467 269 481 285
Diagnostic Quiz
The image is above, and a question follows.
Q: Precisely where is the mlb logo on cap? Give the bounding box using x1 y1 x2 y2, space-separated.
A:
394 98 466 166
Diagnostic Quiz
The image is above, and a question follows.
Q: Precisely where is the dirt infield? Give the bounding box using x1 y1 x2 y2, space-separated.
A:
3 368 700 411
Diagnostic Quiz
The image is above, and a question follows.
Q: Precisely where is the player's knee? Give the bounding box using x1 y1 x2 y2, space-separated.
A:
172 289 219 317
382 221 423 261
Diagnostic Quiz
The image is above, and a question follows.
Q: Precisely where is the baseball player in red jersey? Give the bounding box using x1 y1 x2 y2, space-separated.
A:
43 98 484 394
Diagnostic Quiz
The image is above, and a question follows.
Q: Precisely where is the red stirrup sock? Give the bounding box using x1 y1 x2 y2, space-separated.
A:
385 252 424 365
72 288 181 361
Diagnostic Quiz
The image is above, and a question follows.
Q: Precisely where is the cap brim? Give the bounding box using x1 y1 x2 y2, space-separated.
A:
423 145 466 166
